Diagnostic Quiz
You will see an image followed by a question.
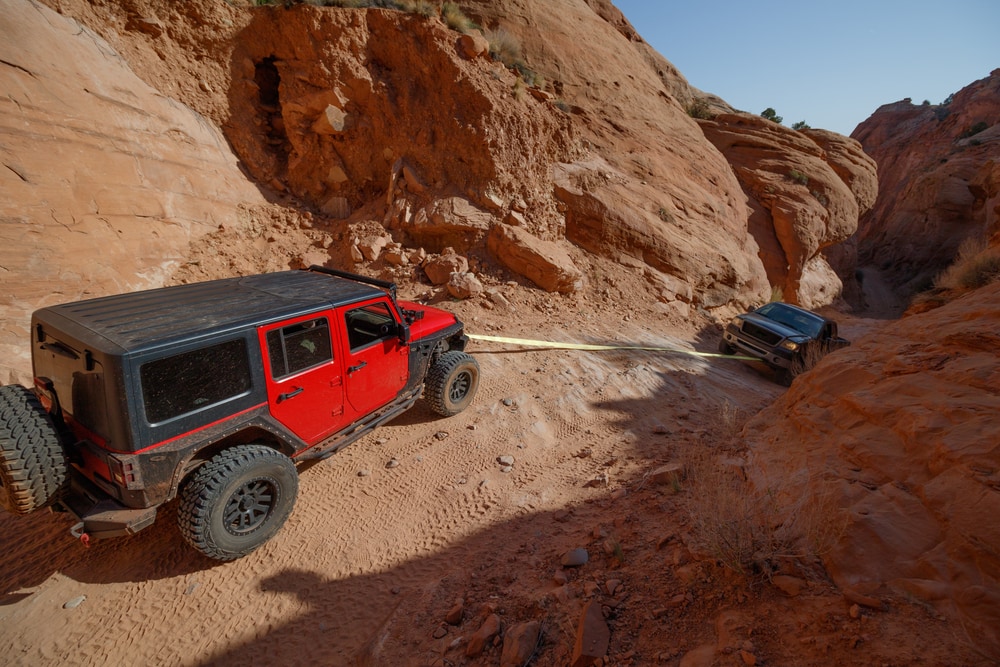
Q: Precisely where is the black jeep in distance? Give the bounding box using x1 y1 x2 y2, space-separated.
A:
719 301 849 386
0 267 479 560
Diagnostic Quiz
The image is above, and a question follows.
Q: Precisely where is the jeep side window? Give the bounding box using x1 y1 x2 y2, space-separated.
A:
266 317 333 378
345 302 395 351
140 339 252 424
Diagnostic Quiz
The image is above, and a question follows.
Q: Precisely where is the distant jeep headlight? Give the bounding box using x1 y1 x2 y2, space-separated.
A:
780 340 799 351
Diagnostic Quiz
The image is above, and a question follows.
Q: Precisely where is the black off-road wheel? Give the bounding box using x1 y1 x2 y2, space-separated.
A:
179 445 298 561
425 351 480 417
718 339 735 355
0 385 68 515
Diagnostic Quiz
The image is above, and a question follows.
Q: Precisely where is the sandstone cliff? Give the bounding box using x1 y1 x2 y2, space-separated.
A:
0 0 265 383
699 115 877 308
851 70 1000 296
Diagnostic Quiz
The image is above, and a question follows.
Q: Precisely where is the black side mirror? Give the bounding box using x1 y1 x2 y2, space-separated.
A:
398 323 410 344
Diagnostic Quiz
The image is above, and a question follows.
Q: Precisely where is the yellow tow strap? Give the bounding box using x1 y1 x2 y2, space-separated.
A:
467 333 758 361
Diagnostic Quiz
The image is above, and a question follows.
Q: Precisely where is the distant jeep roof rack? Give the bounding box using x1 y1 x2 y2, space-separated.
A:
307 265 398 304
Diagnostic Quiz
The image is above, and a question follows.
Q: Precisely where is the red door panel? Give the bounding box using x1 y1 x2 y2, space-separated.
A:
338 299 408 417
259 314 346 445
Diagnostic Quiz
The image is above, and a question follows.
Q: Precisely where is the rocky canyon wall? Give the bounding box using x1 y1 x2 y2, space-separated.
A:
851 70 1000 296
0 0 265 383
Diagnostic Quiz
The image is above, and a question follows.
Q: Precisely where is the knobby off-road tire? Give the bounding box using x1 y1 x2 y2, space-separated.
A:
718 339 735 355
0 385 69 515
179 445 298 561
425 351 480 417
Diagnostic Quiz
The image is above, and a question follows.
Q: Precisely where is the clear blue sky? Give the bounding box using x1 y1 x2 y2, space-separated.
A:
612 1 1000 136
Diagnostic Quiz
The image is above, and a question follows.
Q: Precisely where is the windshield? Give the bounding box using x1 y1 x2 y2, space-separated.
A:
755 303 824 338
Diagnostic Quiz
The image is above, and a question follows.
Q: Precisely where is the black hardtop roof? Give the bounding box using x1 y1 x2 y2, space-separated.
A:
35 270 387 354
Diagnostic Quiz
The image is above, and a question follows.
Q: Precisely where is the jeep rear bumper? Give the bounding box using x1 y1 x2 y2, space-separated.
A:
55 475 157 541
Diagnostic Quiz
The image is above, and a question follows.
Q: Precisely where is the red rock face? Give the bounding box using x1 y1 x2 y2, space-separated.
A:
0 0 264 384
460 0 771 309
745 282 1000 655
699 114 878 308
851 70 1000 294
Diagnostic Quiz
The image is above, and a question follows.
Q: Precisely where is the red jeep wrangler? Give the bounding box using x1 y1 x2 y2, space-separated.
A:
0 267 479 560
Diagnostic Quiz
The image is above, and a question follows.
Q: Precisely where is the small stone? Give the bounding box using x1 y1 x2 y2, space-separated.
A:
357 469 370 477
447 272 484 299
497 455 515 466
502 398 514 407
435 431 449 441
606 579 622 596
584 472 609 488
572 601 610 666
500 465 513 473
562 547 589 567
63 595 86 609
649 463 685 486
849 603 861 619
445 600 464 625
772 575 805 597
575 448 593 459
843 588 885 610
740 649 757 666
500 621 541 667
385 459 400 469
184 582 200 596
553 569 569 586
465 613 501 658
433 626 448 639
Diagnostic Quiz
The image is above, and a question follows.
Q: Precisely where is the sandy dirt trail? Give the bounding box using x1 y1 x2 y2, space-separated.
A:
2 292 975 666
0 307 776 666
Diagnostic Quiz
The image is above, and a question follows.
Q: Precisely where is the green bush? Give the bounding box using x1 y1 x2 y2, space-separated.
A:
788 169 809 186
760 107 783 124
960 121 989 139
791 120 810 130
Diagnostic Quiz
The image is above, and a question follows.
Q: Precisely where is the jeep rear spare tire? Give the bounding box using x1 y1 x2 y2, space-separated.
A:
0 385 68 515
425 351 480 417
179 445 298 561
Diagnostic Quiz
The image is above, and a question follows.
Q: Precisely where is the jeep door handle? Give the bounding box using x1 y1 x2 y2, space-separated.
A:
348 361 367 374
277 386 304 403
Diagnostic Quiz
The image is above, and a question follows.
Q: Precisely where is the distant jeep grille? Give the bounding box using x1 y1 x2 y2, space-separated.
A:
741 321 782 346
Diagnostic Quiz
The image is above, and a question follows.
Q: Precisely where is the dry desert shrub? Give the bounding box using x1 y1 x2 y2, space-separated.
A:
935 236 1000 291
399 0 435 16
484 27 522 67
685 453 846 577
441 2 476 32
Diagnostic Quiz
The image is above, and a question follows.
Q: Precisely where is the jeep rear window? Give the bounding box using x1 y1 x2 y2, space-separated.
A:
266 317 333 378
140 339 252 424
346 303 395 351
